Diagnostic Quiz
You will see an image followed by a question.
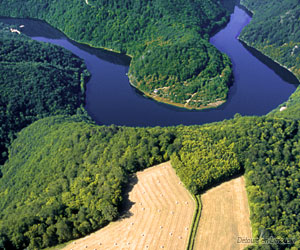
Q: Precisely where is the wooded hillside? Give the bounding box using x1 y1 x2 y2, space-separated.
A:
1 1 300 250
0 22 89 164
1 115 300 249
0 115 177 249
0 0 233 109
240 0 300 80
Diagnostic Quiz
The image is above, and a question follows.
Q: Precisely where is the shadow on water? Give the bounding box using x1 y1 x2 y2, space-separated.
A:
237 3 254 17
220 0 240 13
0 16 131 66
240 40 300 85
0 16 64 39
70 41 131 66
219 0 252 17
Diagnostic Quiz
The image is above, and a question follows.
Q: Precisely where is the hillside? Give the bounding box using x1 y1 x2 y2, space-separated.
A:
1 1 300 250
240 0 300 80
0 115 177 249
239 0 300 122
0 0 233 109
1 114 300 249
0 22 89 164
172 117 300 249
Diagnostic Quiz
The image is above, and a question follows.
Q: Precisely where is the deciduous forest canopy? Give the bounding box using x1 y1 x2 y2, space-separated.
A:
0 0 300 250
0 22 89 164
1 114 300 249
0 115 178 249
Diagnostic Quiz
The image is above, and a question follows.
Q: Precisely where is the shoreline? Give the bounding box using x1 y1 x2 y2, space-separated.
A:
3 2 299 115
142 90 226 111
127 74 226 111
238 37 300 82
237 2 300 82
61 6 300 113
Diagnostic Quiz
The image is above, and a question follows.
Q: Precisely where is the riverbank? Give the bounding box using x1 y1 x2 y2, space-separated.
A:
237 1 300 119
127 74 227 111
142 91 226 111
238 1 300 83
238 37 300 82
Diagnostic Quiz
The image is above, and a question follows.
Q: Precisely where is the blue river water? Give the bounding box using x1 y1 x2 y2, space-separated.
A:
1 6 298 126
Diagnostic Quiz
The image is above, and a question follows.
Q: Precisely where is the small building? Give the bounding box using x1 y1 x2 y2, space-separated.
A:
280 106 287 112
10 28 21 34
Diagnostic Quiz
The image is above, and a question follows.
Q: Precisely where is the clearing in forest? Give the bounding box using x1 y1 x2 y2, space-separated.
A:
194 176 252 250
63 161 195 250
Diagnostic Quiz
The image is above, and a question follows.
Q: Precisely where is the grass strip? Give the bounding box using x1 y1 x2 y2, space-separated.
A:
43 241 69 250
186 194 202 250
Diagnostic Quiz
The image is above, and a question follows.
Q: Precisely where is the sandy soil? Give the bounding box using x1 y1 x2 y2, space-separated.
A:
194 176 252 250
63 161 195 250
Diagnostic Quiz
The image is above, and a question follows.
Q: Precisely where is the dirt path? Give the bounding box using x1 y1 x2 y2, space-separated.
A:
194 176 252 250
62 162 195 250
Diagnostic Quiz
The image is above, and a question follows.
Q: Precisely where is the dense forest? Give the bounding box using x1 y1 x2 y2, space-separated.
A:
0 22 89 165
240 0 300 122
0 115 178 249
240 0 300 80
1 114 300 249
0 0 233 109
1 0 300 250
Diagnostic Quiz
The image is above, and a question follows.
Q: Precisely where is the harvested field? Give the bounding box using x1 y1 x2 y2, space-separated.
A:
63 161 195 250
194 176 252 250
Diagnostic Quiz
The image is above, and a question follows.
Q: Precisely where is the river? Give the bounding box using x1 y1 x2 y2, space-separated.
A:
1 6 298 126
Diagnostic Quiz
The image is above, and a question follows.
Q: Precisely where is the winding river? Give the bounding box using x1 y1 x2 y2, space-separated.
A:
1 6 298 126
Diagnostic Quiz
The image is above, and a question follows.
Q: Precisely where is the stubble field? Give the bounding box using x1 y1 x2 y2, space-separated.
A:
63 161 195 250
194 176 252 250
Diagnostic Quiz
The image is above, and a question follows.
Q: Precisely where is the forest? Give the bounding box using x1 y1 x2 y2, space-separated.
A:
0 22 89 165
0 0 233 109
240 0 300 80
0 115 178 249
0 0 300 249
1 114 300 249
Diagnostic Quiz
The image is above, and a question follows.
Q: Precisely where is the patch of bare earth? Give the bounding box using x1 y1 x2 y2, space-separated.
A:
63 162 195 250
194 176 252 250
